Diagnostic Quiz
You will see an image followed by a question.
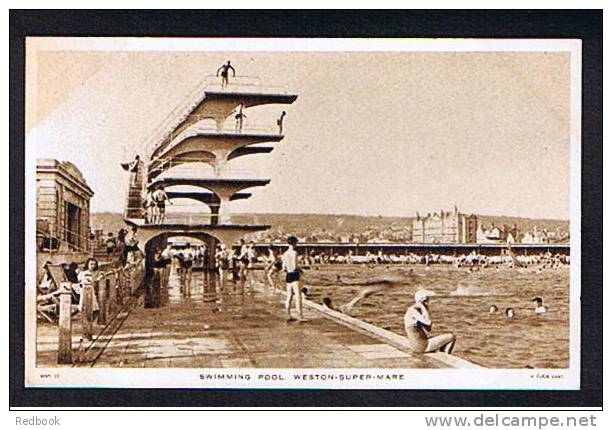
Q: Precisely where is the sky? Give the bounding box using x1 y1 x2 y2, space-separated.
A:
27 45 572 219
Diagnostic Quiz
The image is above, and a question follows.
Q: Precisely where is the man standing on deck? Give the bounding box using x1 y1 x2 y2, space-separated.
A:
282 236 304 322
237 239 250 283
216 60 236 89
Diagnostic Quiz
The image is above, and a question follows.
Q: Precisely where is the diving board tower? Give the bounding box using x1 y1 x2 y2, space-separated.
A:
123 74 297 255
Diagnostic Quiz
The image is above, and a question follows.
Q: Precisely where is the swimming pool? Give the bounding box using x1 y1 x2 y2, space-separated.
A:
300 265 570 369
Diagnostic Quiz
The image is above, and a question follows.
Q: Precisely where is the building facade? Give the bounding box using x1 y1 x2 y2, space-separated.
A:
36 159 94 253
477 223 520 244
411 207 478 244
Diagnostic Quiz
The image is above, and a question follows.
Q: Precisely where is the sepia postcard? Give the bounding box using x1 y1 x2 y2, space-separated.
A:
24 37 581 390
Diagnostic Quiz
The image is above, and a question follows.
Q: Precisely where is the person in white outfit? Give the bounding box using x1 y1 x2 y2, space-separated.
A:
404 289 456 354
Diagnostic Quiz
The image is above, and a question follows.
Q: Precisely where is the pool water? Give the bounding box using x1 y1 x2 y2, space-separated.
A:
300 265 570 369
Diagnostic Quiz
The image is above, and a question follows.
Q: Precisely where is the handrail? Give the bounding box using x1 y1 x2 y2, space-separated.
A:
120 211 246 226
53 260 146 364
36 227 90 254
152 166 257 179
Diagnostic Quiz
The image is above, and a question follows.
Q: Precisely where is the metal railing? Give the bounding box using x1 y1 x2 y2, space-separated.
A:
49 259 146 364
36 224 91 254
151 164 257 179
183 117 278 134
120 208 244 226
202 75 291 95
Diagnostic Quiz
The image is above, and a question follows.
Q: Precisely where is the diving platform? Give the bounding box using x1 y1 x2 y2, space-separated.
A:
152 128 283 170
147 177 270 198
148 146 275 180
202 90 297 108
148 76 297 159
124 70 296 262
165 191 251 205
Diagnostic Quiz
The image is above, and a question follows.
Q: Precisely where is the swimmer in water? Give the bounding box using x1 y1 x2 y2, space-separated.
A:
489 304 499 314
322 297 335 310
533 297 547 314
337 285 386 314
403 289 456 354
320 283 390 315
506 307 515 318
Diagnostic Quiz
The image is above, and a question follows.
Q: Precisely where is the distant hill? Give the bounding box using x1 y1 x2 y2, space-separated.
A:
91 212 569 238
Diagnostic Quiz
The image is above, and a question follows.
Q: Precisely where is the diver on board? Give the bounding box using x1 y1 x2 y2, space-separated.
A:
234 105 247 133
216 60 236 88
277 111 286 134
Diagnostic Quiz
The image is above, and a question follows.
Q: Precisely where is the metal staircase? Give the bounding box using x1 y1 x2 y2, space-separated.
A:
123 161 145 220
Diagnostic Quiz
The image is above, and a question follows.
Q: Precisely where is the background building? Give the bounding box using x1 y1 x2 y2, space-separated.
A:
411 206 478 244
477 223 520 244
36 159 94 253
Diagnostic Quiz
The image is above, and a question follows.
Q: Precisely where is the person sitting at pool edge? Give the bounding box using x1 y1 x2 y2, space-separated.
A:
404 289 456 354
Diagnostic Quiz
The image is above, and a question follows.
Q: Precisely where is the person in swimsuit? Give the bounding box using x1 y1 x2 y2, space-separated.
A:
237 239 250 284
152 188 171 224
127 154 140 186
229 246 241 283
143 190 156 224
282 236 304 322
404 289 456 354
216 60 236 89
124 226 139 265
179 247 195 295
234 105 247 133
215 244 230 286
246 241 257 287
265 245 282 289
277 111 286 134
533 297 547 314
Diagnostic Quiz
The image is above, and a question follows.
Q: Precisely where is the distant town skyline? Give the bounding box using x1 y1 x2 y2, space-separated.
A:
27 41 572 220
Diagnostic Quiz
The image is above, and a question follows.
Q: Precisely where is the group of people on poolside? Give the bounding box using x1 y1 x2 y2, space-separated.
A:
212 236 305 321
154 244 208 292
42 252 145 318
214 239 258 286
142 188 171 224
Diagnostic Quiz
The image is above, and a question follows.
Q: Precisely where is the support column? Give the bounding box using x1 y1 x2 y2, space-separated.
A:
81 284 94 341
213 116 225 132
58 284 73 364
212 149 232 177
217 196 231 225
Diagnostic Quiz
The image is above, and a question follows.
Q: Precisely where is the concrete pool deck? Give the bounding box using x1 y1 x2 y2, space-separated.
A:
38 269 480 369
